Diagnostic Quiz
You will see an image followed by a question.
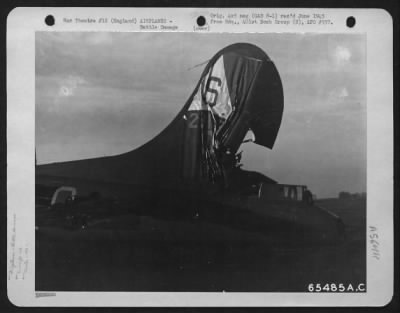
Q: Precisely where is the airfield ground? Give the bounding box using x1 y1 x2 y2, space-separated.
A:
36 198 366 292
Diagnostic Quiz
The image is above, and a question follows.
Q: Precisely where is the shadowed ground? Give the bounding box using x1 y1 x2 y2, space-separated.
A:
36 198 366 292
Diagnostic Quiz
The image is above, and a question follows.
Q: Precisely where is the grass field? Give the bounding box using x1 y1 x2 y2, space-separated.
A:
36 198 366 292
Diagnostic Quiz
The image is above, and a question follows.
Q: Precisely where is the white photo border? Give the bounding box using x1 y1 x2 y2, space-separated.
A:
7 7 393 307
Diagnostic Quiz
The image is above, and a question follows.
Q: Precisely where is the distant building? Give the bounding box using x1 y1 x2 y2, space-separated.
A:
338 191 366 200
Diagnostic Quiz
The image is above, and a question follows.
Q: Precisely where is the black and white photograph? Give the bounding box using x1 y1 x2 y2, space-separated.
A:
35 32 367 292
6 7 394 307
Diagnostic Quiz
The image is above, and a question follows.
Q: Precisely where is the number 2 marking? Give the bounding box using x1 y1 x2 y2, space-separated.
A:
188 112 198 128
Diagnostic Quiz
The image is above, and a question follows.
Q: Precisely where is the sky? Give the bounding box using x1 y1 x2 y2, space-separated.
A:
36 32 366 198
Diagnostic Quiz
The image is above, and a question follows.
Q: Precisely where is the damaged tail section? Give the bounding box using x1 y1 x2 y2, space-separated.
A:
181 43 284 186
